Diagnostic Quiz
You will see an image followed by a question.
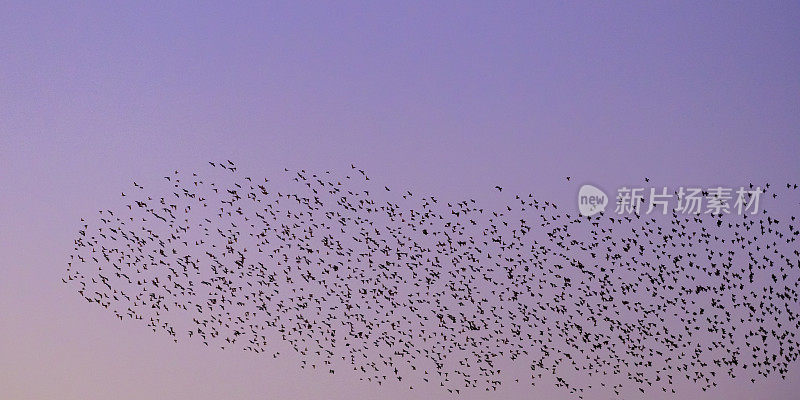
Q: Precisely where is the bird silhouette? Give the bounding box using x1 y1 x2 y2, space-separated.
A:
63 163 800 398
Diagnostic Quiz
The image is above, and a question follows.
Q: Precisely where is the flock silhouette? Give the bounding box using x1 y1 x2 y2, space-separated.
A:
64 161 800 397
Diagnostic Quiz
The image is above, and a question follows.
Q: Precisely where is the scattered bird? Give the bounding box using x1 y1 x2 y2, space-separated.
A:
64 162 800 398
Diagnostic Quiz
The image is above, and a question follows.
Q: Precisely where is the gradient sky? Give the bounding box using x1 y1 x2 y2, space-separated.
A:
1 2 799 399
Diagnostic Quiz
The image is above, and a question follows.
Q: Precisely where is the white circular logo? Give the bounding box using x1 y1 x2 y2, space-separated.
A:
578 184 608 216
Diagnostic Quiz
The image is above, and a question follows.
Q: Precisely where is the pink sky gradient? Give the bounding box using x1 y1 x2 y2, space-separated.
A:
1 2 799 399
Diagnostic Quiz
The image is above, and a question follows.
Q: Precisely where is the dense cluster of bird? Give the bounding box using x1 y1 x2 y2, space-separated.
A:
64 161 800 397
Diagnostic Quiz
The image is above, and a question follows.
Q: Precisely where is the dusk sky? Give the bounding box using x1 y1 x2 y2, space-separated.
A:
2 2 799 399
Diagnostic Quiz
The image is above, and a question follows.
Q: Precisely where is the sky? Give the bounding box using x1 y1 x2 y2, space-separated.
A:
1 2 799 399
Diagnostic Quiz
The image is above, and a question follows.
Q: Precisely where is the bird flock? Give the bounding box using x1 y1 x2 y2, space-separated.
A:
64 161 800 397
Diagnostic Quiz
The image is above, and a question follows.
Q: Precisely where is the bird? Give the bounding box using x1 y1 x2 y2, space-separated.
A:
63 164 800 398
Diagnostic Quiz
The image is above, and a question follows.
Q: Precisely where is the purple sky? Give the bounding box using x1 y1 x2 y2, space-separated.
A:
1 2 799 399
